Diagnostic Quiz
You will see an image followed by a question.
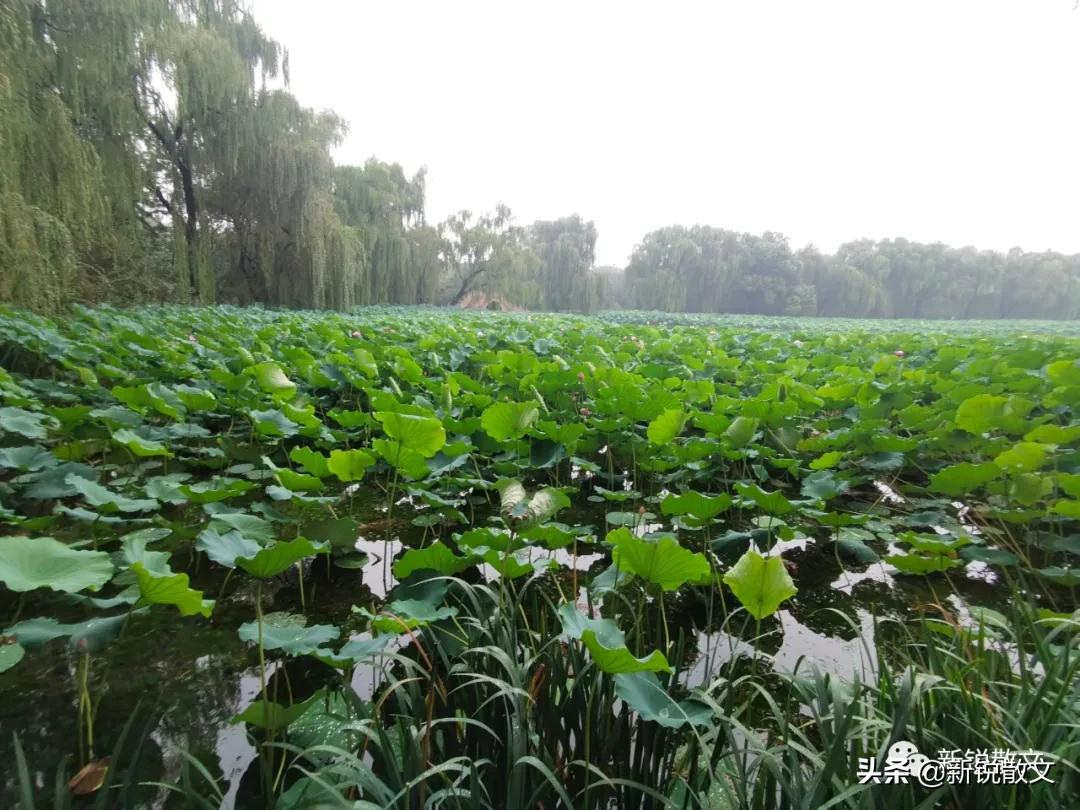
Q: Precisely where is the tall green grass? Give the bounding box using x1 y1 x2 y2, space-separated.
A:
15 576 1078 809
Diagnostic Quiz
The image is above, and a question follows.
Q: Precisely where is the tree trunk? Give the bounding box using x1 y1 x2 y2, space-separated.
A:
177 156 200 303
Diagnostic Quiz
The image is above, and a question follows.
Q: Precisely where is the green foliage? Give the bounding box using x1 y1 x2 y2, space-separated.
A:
723 548 798 619
0 535 113 593
0 306 1078 809
326 448 375 482
558 604 671 673
238 613 339 656
613 672 712 728
647 408 687 445
132 562 214 617
481 401 540 441
234 538 329 579
608 528 711 591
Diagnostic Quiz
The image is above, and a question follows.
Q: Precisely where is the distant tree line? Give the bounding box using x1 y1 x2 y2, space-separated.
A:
2 0 1078 319
605 227 1080 319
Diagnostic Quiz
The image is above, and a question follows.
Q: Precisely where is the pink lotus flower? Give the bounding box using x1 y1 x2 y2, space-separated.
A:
350 330 362 338
894 350 906 358
577 371 586 382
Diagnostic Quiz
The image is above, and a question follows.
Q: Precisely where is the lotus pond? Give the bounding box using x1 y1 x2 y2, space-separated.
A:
0 306 1077 809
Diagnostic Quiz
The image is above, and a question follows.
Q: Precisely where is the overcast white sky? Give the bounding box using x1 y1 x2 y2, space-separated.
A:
251 0 1080 266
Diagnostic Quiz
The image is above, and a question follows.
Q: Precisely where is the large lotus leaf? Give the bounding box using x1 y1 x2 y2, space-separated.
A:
367 599 458 634
800 470 849 501
5 612 134 652
899 531 970 555
250 408 299 438
208 512 276 543
250 361 296 396
993 442 1050 474
614 671 712 728
536 420 586 449
960 546 1018 567
111 428 172 458
661 491 732 520
174 384 217 411
647 409 687 446
582 630 671 673
608 528 711 591
723 416 759 448
858 452 905 472
178 477 255 503
132 562 214 617
885 554 962 575
833 533 880 563
0 406 53 439
234 537 329 579
275 468 324 493
1051 499 1080 519
1025 423 1080 444
456 527 517 552
282 405 321 432
238 612 339 656
120 532 171 575
481 401 540 442
66 474 158 513
327 449 375 482
351 348 378 378
374 412 445 457
1057 473 1080 498
144 383 185 419
21 462 96 500
196 528 262 568
929 462 1002 496
283 693 354 755
373 439 430 479
393 541 476 578
289 446 330 478
809 451 844 470
499 481 527 518
314 633 395 669
144 473 191 504
0 642 24 672
498 480 570 526
520 522 581 549
734 482 796 516
589 563 633 595
0 445 57 472
0 536 114 593
955 394 1033 436
520 489 571 526
1046 359 1080 386
557 604 670 673
232 688 325 731
481 549 555 579
722 548 797 620
300 517 361 549
1035 566 1080 586
327 408 368 429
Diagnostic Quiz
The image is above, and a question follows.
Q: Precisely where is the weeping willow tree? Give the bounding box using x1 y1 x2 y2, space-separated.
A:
527 215 598 312
333 160 437 305
0 0 119 310
0 0 286 308
129 0 285 303
0 0 440 312
210 90 361 308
